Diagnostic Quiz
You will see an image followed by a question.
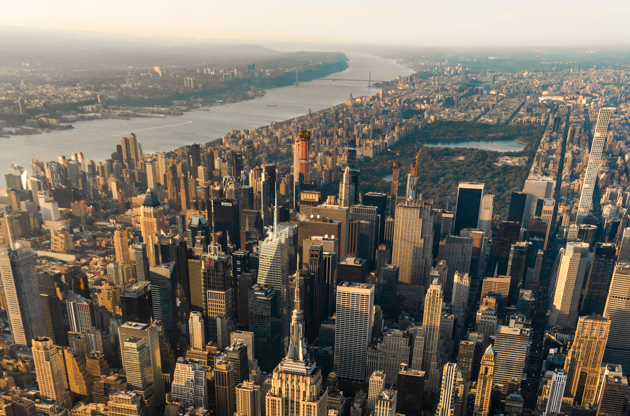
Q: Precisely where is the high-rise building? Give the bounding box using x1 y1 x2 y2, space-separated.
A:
367 330 411 385
114 228 131 264
66 292 95 333
549 241 590 328
32 337 72 408
225 342 249 385
118 322 164 409
266 281 327 416
581 243 616 316
148 262 177 343
422 279 443 393
374 390 397 416
391 201 434 286
121 337 158 414
257 212 291 352
63 348 93 402
236 381 262 416
0 245 46 347
367 370 386 414
493 317 531 394
477 194 494 238
506 242 529 305
617 228 630 263
474 345 494 416
577 108 614 223
140 188 166 266
544 369 567 416
494 221 521 276
564 315 611 405
396 364 424 416
596 364 627 416
107 390 147 416
436 362 459 416
171 357 207 408
453 183 484 236
134 244 150 283
189 312 205 350
334 282 374 382
603 263 630 374
389 160 400 219
215 359 236 416
451 272 470 322
442 235 473 295
248 284 283 372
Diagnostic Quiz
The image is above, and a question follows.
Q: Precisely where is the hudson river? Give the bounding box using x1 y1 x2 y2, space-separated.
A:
2 54 414 179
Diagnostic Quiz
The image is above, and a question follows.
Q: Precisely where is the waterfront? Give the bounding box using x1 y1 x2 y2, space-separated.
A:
1 54 413 179
422 140 526 152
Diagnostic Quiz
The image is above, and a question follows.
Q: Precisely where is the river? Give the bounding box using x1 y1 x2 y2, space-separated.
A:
1 54 414 182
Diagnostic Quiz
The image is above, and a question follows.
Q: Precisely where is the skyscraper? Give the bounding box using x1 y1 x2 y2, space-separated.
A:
189 311 205 350
140 188 165 266
148 262 177 343
493 317 531 394
603 263 630 373
367 371 386 414
565 315 610 406
474 345 494 416
63 348 93 402
549 241 590 328
576 107 614 223
248 284 283 372
544 369 567 416
389 159 400 219
506 242 529 305
121 337 158 415
391 201 434 286
596 364 627 416
453 183 484 236
442 235 473 295
32 336 72 408
422 279 443 393
581 243 616 316
114 228 131 264
436 362 459 416
107 390 146 416
334 282 374 382
0 245 46 347
266 281 327 416
617 227 630 263
451 272 470 323
506 191 525 222
236 381 262 416
396 364 425 416
215 359 236 416
171 357 208 408
374 390 397 416
477 194 494 238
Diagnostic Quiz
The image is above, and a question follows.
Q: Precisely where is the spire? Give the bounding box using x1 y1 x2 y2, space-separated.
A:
287 267 306 362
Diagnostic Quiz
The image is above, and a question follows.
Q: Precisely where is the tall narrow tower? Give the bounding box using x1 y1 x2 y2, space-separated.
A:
32 336 72 408
603 263 630 376
298 130 310 182
423 278 443 393
389 158 400 218
474 345 495 416
577 107 614 223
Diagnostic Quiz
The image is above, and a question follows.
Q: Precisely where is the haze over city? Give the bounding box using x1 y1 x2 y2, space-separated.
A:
1 3 630 416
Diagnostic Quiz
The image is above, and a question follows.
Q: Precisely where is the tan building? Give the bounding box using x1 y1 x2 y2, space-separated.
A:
108 390 147 416
474 345 494 416
114 228 131 264
422 279 443 393
564 314 610 406
480 276 510 300
391 201 434 286
63 348 93 402
139 189 165 266
236 381 261 416
32 336 72 408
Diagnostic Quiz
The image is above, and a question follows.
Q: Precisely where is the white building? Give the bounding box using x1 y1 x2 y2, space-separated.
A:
171 357 208 409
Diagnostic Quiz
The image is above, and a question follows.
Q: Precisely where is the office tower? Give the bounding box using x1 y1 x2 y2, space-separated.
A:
121 337 157 414
506 242 529 305
39 190 61 222
453 183 484 236
388 157 401 218
422 279 443 393
146 162 158 190
493 318 531 394
225 342 249 385
148 262 176 343
32 337 72 408
451 272 470 322
564 315 612 405
522 179 554 228
367 330 411 385
477 194 494 238
133 243 150 283
266 282 327 416
577 108 614 223
257 207 291 352
442 235 473 295
63 348 92 402
49 221 74 253
397 364 425 416
86 351 110 379
544 369 567 416
596 364 627 416
367 371 386 414
581 243 616 316
377 265 399 319
171 357 207 408
508 192 527 223
248 284 283 372
549 242 590 328
457 339 482 381
298 216 341 259
140 188 165 266
296 129 311 183
209 198 241 252
236 381 262 416
494 221 521 276
334 282 374 382
436 362 459 416
0 245 46 347
391 201 434 286
120 282 152 323
604 263 630 373
231 331 256 367
118 322 165 408
474 345 494 416
200 240 234 344
107 390 146 416
374 390 397 416
66 292 95 333
617 228 630 262
189 311 205 350
114 228 131 264
480 276 510 300
337 257 369 283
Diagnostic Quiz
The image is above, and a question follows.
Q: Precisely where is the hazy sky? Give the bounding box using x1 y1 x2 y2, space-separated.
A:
3 0 630 47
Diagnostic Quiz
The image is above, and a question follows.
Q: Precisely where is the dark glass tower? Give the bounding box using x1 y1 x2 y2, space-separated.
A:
248 284 282 372
453 183 484 236
581 243 617 316
508 192 527 223
506 242 529 305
